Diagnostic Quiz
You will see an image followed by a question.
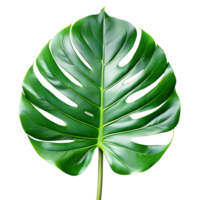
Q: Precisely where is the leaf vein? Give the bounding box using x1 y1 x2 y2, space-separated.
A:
104 77 173 127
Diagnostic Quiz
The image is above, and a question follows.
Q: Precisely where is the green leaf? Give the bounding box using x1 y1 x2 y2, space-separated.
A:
19 9 180 176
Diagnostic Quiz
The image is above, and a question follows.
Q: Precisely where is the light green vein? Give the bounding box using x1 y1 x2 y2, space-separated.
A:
72 146 96 166
102 144 133 169
104 54 163 111
103 77 173 127
102 142 168 155
44 98 98 129
25 114 98 140
103 111 177 139
104 28 128 67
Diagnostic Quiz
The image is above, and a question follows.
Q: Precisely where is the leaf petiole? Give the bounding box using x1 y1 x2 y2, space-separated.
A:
96 148 103 200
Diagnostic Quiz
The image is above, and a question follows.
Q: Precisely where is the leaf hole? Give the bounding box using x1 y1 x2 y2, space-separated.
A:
119 49 134 66
84 111 94 117
29 135 74 143
65 70 81 86
123 69 144 85
70 24 92 70
131 130 173 145
33 63 78 107
31 102 66 126
132 111 151 118
126 88 150 102
118 27 141 67
79 55 90 68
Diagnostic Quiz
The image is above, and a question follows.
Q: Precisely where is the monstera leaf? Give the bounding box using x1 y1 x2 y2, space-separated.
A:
19 8 180 199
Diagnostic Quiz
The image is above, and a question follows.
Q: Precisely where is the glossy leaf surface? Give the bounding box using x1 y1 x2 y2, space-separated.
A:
19 9 180 175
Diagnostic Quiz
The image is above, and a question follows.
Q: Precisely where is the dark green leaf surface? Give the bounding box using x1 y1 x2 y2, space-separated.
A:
19 9 180 175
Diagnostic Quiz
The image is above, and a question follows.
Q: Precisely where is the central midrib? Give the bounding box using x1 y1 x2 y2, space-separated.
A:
97 13 105 147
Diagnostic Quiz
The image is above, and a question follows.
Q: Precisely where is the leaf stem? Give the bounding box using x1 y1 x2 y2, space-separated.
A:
96 148 103 200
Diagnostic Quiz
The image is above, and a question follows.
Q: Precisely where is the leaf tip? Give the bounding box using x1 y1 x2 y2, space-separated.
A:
99 5 108 12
